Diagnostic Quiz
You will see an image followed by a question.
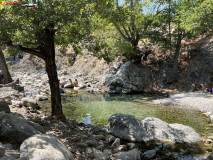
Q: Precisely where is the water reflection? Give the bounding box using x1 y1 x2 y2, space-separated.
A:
81 113 92 125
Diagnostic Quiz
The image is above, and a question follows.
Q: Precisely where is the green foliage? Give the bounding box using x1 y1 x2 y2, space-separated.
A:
180 0 213 33
0 0 93 56
92 0 154 61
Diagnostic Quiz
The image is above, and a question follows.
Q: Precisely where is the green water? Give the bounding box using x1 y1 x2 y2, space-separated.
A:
39 89 212 137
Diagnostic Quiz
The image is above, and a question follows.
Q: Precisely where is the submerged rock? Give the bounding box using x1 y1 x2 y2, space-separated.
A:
101 61 151 94
108 114 202 144
20 134 74 160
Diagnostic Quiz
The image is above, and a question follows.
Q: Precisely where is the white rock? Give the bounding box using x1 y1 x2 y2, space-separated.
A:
20 134 74 160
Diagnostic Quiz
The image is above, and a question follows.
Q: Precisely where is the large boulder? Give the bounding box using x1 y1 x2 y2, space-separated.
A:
20 134 74 160
108 114 202 144
0 101 10 113
21 97 39 109
0 113 43 144
101 61 151 94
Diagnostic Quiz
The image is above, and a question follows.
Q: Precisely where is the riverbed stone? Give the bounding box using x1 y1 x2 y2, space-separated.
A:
21 97 39 109
0 101 10 113
108 114 202 144
0 112 43 144
20 134 74 160
113 149 140 160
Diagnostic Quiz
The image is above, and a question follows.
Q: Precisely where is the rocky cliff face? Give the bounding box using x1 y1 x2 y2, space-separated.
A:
9 34 213 94
179 35 213 91
100 62 151 94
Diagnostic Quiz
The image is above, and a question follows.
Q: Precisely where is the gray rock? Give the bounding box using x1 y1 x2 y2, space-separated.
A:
0 143 5 158
0 156 16 160
93 148 109 160
101 61 151 94
86 139 98 147
20 134 74 160
144 149 156 159
21 97 39 109
86 147 93 154
0 112 42 144
64 83 74 88
0 101 10 113
113 149 140 160
35 95 48 101
103 149 111 157
3 144 13 150
111 138 120 148
108 114 202 144
127 143 136 149
106 135 115 143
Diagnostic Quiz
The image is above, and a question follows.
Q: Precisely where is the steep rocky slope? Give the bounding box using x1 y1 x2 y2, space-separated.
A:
8 34 213 95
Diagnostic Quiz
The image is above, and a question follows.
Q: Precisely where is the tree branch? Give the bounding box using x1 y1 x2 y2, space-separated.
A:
113 23 131 43
122 24 131 39
7 43 45 60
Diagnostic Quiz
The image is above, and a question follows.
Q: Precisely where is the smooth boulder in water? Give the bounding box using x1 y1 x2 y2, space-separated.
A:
108 114 202 144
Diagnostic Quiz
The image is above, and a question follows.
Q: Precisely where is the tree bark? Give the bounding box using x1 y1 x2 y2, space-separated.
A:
43 30 65 120
0 49 12 84
172 23 182 77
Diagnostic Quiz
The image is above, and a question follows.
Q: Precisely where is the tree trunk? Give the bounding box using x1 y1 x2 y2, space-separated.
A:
172 39 181 76
43 29 65 120
172 23 182 77
0 49 12 84
45 55 65 120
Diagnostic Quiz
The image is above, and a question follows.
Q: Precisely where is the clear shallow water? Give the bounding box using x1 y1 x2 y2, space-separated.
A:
39 89 212 137
39 89 213 159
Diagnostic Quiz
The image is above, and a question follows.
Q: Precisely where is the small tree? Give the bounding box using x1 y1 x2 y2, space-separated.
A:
0 0 92 119
92 0 155 62
149 0 194 82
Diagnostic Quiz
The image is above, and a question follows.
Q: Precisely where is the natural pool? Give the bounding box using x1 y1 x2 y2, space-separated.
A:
39 89 212 137
39 89 213 159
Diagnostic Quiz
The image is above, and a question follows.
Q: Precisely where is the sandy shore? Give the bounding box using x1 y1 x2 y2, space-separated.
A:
152 92 213 114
